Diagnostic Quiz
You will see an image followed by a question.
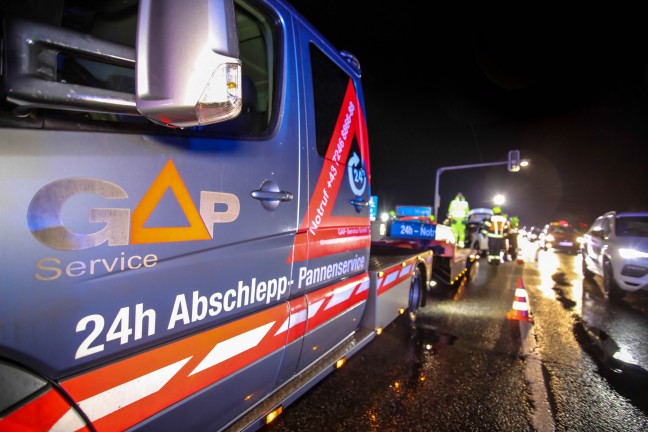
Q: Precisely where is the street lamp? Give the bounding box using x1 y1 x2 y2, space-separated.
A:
493 194 505 206
433 151 527 220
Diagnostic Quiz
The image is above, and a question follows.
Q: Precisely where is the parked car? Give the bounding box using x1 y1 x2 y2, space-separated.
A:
539 222 582 254
582 211 648 300
466 208 493 257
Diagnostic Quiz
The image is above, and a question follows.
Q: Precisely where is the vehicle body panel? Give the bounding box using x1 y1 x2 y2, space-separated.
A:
0 1 430 430
467 208 492 256
583 212 648 293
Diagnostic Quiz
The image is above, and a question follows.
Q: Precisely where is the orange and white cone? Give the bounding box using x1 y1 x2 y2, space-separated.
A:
507 278 533 322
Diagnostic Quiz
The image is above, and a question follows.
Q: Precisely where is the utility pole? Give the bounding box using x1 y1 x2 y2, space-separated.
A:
434 150 522 221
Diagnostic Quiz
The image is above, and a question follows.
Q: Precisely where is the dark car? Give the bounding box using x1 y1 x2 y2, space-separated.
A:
540 223 582 254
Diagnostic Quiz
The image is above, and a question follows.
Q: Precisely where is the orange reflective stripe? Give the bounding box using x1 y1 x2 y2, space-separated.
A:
60 303 289 432
304 273 370 332
47 278 371 431
377 258 416 296
275 297 308 345
0 387 89 432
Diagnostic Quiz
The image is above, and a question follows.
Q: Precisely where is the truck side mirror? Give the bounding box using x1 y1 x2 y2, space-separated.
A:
136 0 242 128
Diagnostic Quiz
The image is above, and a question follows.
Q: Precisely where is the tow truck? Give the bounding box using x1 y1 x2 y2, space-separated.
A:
0 1 436 431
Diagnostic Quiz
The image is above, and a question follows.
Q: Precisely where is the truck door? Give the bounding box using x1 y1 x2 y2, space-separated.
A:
289 22 372 371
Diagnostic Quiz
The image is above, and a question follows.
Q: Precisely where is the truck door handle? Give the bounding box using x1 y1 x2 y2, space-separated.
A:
349 197 369 213
251 180 294 210
251 190 293 201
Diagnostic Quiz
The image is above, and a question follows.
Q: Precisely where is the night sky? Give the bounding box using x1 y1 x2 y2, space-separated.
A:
287 2 648 229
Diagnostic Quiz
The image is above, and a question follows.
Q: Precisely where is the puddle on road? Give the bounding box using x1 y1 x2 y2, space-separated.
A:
552 287 577 311
551 272 570 286
550 271 578 311
543 267 648 414
572 315 648 415
411 326 457 353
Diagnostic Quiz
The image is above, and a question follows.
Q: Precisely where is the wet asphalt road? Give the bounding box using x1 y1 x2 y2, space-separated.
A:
261 241 648 432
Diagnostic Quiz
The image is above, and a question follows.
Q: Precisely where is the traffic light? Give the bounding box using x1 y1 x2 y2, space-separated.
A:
508 150 520 172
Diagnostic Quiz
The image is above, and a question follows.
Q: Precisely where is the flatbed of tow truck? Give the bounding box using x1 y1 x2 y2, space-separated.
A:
372 204 475 291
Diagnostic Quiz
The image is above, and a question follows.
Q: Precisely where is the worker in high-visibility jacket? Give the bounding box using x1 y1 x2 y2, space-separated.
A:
447 192 470 247
481 206 510 263
507 215 520 260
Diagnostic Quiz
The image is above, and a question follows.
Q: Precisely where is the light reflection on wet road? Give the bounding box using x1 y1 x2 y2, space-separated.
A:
262 240 648 431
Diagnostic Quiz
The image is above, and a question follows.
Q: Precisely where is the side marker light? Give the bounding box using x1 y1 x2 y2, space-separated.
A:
265 406 283 424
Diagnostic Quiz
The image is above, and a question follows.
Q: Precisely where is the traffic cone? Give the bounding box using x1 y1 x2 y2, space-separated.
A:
507 278 533 322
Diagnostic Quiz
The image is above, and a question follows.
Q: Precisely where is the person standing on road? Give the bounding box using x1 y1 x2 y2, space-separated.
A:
507 215 520 260
481 206 510 263
447 193 470 247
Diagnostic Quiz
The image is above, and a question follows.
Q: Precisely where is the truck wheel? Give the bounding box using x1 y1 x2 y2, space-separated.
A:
581 256 594 280
603 260 623 301
408 267 423 322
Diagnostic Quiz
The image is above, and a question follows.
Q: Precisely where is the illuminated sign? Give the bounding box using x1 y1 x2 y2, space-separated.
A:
390 221 436 240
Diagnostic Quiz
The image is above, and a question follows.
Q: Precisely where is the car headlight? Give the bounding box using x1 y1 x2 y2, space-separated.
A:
545 234 555 242
577 236 585 244
618 248 648 259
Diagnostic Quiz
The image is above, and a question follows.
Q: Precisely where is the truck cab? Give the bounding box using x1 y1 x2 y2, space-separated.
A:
0 1 393 430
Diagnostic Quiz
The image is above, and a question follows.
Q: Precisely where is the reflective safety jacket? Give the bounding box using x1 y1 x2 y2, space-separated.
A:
448 198 470 219
482 215 509 238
